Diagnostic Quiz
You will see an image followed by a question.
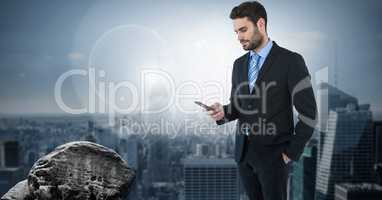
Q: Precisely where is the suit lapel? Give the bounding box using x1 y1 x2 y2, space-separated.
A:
240 52 251 95
251 41 280 94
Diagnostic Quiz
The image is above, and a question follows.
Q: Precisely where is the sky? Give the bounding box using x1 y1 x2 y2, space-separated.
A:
0 0 381 119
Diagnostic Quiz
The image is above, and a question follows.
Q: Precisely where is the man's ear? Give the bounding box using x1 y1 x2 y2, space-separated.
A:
257 18 266 32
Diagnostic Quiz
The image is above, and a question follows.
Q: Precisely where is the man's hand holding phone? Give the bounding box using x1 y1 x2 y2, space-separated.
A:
207 102 225 121
194 101 225 121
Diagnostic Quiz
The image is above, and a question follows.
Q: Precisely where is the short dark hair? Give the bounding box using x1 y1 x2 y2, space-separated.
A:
230 1 267 30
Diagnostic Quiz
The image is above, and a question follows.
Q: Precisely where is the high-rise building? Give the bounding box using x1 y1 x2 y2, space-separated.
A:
195 144 210 157
0 140 23 196
334 183 382 200
291 139 318 200
316 83 359 162
147 135 171 182
84 120 97 143
373 121 382 163
315 107 374 200
118 136 140 170
375 164 382 185
183 158 239 200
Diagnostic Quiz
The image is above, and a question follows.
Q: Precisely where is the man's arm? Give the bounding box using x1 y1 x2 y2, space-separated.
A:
214 60 240 125
284 53 318 161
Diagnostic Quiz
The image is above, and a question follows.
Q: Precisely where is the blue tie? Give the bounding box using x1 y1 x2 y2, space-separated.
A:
248 53 261 92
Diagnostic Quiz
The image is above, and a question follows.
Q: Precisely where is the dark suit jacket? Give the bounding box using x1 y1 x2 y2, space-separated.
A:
217 41 317 163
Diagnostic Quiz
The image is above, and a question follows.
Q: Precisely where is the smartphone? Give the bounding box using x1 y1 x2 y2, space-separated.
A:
194 101 214 111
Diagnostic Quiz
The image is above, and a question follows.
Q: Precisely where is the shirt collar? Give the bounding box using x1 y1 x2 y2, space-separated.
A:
250 38 273 59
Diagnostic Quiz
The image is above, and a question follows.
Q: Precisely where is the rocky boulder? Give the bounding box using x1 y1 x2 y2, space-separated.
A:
2 141 135 200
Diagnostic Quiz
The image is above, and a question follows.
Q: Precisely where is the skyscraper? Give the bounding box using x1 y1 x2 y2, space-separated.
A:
334 183 382 200
183 158 239 200
373 121 382 163
315 107 374 200
316 83 359 161
0 140 23 196
291 139 318 200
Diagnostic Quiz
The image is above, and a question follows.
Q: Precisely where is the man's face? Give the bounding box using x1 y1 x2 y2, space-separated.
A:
233 17 262 51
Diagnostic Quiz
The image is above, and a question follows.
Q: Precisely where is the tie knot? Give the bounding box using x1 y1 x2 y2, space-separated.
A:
251 52 260 63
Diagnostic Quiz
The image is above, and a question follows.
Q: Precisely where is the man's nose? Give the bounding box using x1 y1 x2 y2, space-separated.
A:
237 34 243 41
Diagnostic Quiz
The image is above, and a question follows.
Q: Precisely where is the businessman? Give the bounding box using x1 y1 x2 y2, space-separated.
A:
208 1 317 200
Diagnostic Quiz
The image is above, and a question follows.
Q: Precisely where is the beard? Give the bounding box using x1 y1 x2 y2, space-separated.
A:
241 29 263 51
242 37 261 50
